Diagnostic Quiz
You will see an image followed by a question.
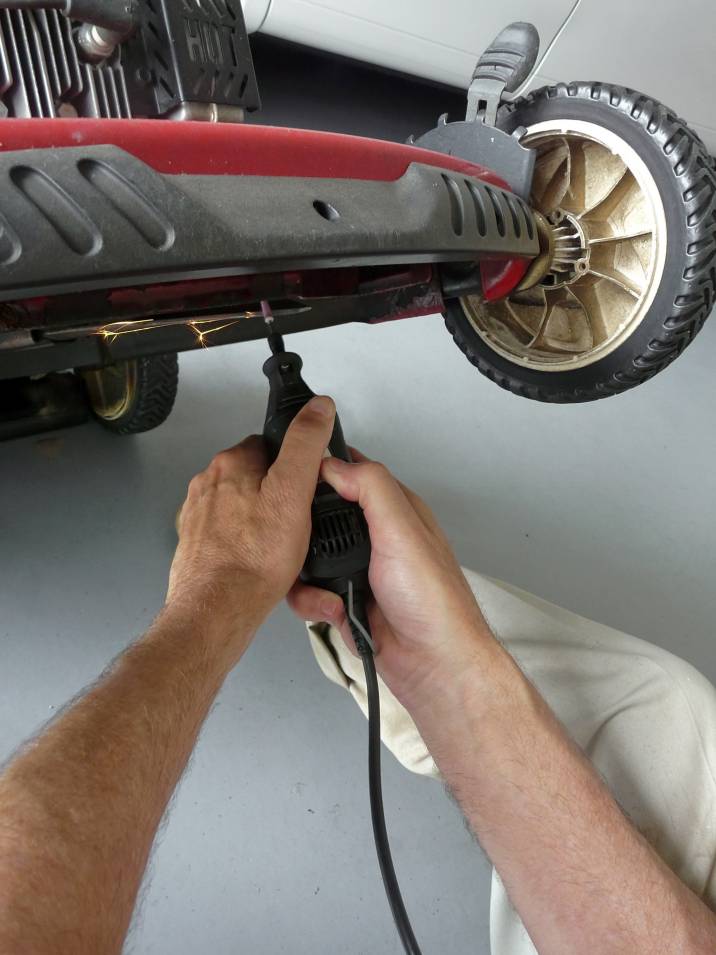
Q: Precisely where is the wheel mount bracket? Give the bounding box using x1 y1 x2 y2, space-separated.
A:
411 22 540 199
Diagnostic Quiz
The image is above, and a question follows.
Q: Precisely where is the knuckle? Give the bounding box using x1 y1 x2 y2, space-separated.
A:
206 454 222 476
208 449 236 478
410 489 428 510
187 474 205 495
364 461 389 483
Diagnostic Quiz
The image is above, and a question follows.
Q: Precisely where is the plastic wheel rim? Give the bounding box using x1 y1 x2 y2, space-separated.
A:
460 119 668 371
83 360 137 421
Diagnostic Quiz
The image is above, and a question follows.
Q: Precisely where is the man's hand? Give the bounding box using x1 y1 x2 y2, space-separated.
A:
0 398 338 955
287 450 495 706
291 453 716 955
169 395 336 663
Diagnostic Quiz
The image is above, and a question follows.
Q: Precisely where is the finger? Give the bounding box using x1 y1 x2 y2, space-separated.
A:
347 446 439 535
287 582 345 624
319 457 422 535
208 435 268 483
347 447 437 533
348 446 372 463
394 479 442 535
287 583 360 659
267 396 335 507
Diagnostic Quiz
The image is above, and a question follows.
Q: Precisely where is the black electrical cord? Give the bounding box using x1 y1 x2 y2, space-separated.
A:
346 601 423 955
260 324 421 952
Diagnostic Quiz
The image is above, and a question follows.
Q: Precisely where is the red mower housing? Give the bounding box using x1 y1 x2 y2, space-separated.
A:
0 118 538 380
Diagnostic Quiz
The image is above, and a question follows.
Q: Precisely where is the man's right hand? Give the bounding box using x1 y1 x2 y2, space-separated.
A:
292 456 716 955
287 451 495 707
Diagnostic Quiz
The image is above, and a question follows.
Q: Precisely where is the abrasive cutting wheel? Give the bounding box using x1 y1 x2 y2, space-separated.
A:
444 83 716 402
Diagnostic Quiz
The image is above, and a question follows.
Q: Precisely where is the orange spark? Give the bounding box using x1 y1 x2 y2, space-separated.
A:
95 312 262 347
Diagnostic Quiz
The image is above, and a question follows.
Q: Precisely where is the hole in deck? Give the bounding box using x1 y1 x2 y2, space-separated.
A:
313 199 340 221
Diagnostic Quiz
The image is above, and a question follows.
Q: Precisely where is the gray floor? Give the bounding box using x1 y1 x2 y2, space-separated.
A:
2 38 716 955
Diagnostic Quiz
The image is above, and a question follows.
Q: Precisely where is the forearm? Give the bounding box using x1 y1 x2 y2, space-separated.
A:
0 604 248 955
407 634 716 955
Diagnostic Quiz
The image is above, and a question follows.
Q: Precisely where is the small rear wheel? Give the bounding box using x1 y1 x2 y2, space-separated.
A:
81 353 178 434
445 82 716 401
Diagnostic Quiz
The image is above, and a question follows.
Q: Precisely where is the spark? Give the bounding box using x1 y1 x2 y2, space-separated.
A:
96 319 157 344
188 319 244 348
95 312 262 347
93 305 310 350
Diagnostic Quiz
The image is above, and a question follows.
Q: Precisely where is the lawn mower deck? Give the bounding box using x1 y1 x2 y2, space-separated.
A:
1 5 713 435
0 118 538 381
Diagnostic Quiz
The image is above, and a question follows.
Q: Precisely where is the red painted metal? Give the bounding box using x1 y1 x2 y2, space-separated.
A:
0 118 509 187
480 257 530 302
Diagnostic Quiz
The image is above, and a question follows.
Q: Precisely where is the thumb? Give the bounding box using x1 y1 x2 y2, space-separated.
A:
320 457 420 535
267 396 335 507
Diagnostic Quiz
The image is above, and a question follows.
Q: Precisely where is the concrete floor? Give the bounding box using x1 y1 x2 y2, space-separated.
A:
2 36 716 955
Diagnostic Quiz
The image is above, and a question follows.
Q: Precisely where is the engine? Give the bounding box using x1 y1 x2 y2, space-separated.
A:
0 0 260 120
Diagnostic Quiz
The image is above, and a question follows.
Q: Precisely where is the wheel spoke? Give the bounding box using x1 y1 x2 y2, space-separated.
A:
532 287 593 354
588 233 652 297
530 138 571 216
560 139 628 219
509 288 547 326
585 267 640 297
490 288 548 347
581 169 653 238
588 226 652 245
566 279 630 347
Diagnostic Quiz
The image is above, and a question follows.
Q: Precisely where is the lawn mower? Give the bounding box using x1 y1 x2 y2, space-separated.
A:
0 2 713 439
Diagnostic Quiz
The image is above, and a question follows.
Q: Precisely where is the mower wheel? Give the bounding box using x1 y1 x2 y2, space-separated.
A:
81 354 178 434
445 82 716 402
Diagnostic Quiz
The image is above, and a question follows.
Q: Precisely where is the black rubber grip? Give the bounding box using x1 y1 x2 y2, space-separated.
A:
472 21 539 92
0 144 540 303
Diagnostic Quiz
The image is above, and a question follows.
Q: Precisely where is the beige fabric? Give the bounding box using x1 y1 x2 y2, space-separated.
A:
307 569 716 955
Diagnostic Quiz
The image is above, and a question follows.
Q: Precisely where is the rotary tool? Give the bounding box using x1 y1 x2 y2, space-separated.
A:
261 302 422 954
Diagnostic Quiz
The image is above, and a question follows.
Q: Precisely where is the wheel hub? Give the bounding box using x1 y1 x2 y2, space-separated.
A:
82 360 137 421
544 210 589 288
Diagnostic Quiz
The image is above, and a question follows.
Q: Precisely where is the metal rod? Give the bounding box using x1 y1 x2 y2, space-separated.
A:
261 299 285 355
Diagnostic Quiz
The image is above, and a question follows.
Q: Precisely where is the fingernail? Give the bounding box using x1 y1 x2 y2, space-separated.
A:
321 599 340 620
308 396 334 418
322 456 347 472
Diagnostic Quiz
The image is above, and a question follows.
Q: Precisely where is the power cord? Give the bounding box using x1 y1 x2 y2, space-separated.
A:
345 592 424 955
261 331 423 952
